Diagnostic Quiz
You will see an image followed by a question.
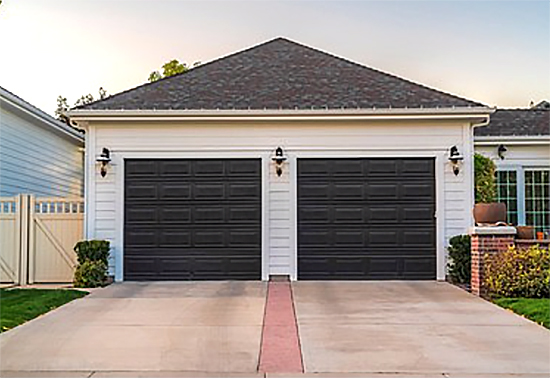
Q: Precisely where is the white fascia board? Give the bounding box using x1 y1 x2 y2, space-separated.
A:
0 90 84 144
474 136 550 146
67 107 494 123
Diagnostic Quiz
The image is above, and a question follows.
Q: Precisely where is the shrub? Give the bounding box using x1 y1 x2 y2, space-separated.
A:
484 245 550 298
73 240 110 288
74 240 110 265
474 153 496 203
74 260 108 288
447 235 471 284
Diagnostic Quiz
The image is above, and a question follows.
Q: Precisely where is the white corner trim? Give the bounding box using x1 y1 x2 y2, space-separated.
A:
469 226 517 235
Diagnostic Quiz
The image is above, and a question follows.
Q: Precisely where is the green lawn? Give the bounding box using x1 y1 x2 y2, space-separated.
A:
0 288 88 332
494 298 550 329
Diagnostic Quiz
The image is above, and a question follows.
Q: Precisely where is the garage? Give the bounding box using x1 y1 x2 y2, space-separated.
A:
298 158 436 280
124 159 262 280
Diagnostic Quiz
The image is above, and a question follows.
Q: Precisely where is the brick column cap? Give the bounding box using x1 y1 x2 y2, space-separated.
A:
469 226 517 236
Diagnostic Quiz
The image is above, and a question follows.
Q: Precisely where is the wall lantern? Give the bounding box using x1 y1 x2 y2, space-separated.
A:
271 146 287 177
96 148 111 177
448 145 463 176
497 144 507 160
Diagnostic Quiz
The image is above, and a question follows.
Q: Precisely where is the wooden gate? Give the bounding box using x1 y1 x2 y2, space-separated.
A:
0 195 84 285
0 197 21 284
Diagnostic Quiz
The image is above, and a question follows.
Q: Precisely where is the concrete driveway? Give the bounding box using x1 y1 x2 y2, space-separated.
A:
1 281 549 377
293 281 550 376
0 282 266 375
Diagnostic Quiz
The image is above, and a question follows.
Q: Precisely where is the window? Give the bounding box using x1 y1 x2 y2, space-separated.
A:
525 170 550 233
496 170 518 225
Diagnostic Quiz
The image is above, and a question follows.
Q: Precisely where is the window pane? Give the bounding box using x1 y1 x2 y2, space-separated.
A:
496 170 518 226
525 169 550 233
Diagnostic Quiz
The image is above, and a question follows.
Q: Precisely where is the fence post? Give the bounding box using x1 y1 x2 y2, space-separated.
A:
27 195 36 284
18 194 30 286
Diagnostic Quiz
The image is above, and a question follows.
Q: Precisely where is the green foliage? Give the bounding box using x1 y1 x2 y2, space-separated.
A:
148 59 201 82
73 239 110 288
74 260 108 288
494 297 550 329
56 87 108 123
0 289 87 332
74 240 110 265
474 153 497 203
447 235 471 283
485 245 550 298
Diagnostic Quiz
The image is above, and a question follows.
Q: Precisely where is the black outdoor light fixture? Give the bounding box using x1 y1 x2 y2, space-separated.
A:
448 145 464 176
96 148 111 177
272 146 287 177
497 144 507 160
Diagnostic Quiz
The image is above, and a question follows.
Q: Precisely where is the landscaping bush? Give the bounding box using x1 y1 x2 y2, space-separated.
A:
447 235 471 284
74 240 110 265
474 153 496 203
73 240 110 288
484 245 550 298
74 261 108 288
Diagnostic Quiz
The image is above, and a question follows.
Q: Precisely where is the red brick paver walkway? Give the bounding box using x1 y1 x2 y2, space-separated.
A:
258 280 304 373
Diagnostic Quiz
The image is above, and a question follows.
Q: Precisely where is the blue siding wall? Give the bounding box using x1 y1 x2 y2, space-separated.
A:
0 108 84 197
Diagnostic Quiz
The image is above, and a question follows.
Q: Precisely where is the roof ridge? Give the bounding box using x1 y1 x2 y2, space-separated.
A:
74 37 289 110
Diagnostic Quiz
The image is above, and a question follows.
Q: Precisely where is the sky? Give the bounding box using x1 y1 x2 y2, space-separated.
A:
0 0 548 115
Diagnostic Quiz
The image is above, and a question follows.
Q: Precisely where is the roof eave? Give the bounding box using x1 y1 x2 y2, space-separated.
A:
474 135 550 145
1 89 84 144
67 107 494 123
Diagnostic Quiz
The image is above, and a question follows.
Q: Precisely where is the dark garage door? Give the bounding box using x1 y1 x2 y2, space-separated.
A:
298 158 436 280
124 159 261 280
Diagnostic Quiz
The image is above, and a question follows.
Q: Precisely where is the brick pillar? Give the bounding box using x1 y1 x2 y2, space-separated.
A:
469 227 516 297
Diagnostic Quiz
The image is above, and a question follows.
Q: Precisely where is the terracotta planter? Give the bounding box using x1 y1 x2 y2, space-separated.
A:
516 226 535 240
473 203 507 225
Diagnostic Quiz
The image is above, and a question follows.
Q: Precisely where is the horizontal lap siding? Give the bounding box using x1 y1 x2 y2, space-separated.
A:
92 120 471 279
0 109 83 197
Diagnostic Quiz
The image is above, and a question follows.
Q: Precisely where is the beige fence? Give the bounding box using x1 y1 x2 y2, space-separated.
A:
0 195 84 285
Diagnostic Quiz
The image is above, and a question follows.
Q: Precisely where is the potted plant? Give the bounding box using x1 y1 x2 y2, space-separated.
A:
473 153 507 225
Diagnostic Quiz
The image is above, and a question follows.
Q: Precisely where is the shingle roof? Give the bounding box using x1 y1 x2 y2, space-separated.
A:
77 37 485 111
475 108 550 137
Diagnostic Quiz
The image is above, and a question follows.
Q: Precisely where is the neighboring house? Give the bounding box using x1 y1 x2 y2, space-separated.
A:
0 86 84 197
474 106 550 233
68 37 493 282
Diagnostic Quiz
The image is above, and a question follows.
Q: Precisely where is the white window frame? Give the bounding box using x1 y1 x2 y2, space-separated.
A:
496 164 550 227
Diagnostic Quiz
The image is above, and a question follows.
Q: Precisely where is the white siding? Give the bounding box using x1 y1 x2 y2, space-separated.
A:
0 107 84 197
88 120 474 280
475 143 550 168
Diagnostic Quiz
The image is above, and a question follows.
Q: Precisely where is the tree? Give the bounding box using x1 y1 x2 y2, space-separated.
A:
148 59 200 82
55 96 70 124
56 87 108 124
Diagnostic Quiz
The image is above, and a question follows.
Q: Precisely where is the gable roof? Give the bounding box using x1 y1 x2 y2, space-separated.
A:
77 38 485 111
474 108 549 137
0 86 83 143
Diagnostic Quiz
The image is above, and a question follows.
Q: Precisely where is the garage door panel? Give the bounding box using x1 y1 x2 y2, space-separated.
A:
158 230 192 247
193 160 225 176
227 160 261 176
368 184 398 198
229 207 261 222
298 158 435 280
126 160 158 177
159 160 191 176
126 184 157 199
125 207 158 223
159 183 191 200
124 159 261 281
334 207 365 222
158 207 192 223
402 159 434 175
